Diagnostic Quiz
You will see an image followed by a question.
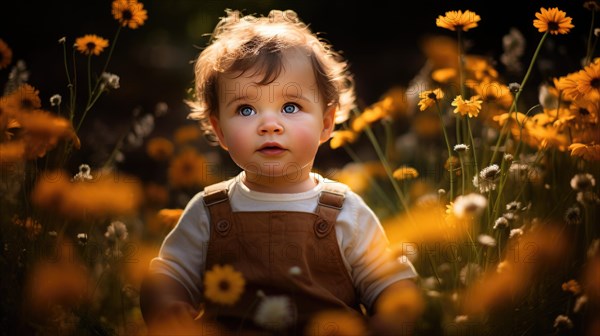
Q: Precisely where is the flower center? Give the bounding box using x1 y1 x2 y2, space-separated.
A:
123 9 133 21
579 107 591 116
86 42 96 51
548 22 560 31
218 280 230 291
590 78 600 89
20 99 34 110
428 92 437 100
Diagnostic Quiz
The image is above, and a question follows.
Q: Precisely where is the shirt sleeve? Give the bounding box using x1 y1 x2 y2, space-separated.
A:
341 192 418 309
148 192 209 307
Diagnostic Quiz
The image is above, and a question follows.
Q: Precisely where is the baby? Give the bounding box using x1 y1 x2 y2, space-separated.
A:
141 9 418 335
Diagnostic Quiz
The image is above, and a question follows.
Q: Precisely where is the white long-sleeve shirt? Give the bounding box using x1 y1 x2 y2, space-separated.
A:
149 172 417 309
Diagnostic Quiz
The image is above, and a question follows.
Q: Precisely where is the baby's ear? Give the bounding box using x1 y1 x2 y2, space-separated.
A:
209 115 228 150
320 105 336 143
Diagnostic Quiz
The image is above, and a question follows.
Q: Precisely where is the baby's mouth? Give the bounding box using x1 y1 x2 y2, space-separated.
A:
257 143 286 155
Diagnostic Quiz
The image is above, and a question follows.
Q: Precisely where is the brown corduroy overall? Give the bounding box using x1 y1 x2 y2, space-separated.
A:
200 181 364 333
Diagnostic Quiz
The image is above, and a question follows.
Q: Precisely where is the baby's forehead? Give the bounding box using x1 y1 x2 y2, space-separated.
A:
220 51 317 86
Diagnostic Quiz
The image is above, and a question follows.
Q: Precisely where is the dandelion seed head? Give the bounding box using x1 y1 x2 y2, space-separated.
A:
509 228 524 239
553 314 573 329
478 234 497 247
77 233 88 246
453 193 488 218
570 173 596 191
564 205 581 225
574 295 588 313
253 296 294 331
288 266 302 276
493 217 509 229
105 220 128 243
454 144 470 153
508 82 521 93
50 94 62 107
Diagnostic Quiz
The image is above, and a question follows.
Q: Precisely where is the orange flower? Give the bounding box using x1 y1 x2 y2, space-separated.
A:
329 130 357 149
5 83 42 113
174 124 201 145
0 38 13 69
31 170 143 219
569 143 600 161
533 7 574 35
75 35 109 56
168 149 217 188
204 264 245 305
157 208 184 229
436 10 481 32
146 137 174 161
418 88 444 111
451 95 483 118
112 0 148 29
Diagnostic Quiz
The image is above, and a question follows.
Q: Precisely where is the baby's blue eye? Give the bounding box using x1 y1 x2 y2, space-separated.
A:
282 103 299 114
238 106 255 117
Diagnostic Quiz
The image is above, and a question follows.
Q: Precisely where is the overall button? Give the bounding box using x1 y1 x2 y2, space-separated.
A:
314 218 331 238
215 219 231 236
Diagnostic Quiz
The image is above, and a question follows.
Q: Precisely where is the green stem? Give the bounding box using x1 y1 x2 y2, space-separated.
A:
353 110 413 222
586 10 596 65
490 32 549 164
435 101 455 200
466 117 479 178
342 143 399 213
87 54 92 99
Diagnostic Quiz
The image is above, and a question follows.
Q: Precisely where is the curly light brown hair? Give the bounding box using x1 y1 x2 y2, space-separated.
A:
187 9 356 145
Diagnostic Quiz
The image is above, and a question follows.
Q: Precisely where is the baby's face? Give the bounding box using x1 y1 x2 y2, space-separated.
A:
211 51 334 187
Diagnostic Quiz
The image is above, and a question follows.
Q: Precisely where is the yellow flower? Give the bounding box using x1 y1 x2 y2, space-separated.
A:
168 149 216 188
305 310 367 336
574 61 600 101
432 68 458 84
329 130 357 149
5 84 42 113
204 264 245 305
174 124 201 145
374 284 425 323
451 95 483 118
436 10 481 32
418 88 444 111
146 137 174 161
156 208 184 229
393 166 419 180
0 38 13 69
112 0 148 29
75 35 109 56
533 7 574 35
569 143 600 161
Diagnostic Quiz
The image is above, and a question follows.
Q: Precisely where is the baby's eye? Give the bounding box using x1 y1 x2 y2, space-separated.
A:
238 105 256 117
282 103 300 114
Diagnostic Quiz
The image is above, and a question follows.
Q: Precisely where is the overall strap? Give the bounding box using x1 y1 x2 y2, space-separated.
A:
314 182 348 237
203 181 234 236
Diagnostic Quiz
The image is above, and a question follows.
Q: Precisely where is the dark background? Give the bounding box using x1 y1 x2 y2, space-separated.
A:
1 0 592 178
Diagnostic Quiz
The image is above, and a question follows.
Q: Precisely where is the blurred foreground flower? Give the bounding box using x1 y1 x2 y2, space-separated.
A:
203 264 245 306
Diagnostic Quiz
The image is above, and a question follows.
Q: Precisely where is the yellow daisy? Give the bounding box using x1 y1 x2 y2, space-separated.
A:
393 166 419 180
5 84 42 113
146 137 174 161
569 143 600 161
0 39 13 69
533 7 574 35
418 88 445 111
112 0 148 29
329 130 357 149
574 61 600 101
452 95 483 118
436 10 481 32
204 264 245 306
75 35 109 56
